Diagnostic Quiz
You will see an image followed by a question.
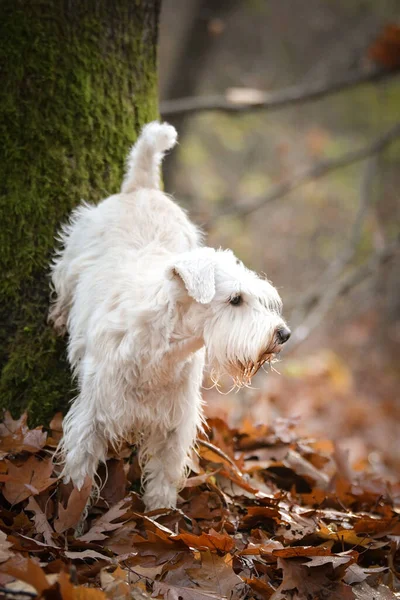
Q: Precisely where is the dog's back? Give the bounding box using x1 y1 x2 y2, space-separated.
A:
49 123 200 339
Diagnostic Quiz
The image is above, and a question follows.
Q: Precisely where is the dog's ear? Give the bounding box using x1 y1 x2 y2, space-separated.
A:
171 247 216 304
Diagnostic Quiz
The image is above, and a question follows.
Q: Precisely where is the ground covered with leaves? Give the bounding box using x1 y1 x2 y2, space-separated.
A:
0 412 399 599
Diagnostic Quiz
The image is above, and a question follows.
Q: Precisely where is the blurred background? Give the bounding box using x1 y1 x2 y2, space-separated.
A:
158 0 400 475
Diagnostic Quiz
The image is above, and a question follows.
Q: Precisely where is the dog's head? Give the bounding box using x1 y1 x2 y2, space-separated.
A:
170 247 290 387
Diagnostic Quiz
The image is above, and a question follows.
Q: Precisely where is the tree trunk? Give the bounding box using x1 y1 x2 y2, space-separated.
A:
0 0 161 425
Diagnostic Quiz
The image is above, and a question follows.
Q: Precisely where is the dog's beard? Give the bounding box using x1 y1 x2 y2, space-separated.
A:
206 344 279 389
203 313 284 389
228 354 276 387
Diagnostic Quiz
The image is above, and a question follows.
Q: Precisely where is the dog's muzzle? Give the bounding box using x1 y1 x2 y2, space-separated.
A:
240 326 291 383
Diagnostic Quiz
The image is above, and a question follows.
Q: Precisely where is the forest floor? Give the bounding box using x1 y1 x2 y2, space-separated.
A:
0 407 399 600
204 346 400 478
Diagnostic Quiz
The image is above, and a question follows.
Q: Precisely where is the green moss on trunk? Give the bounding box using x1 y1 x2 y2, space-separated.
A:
0 0 161 425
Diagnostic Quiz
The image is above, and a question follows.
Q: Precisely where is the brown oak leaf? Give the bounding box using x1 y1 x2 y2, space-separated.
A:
26 496 58 547
0 530 14 563
0 412 47 458
78 497 131 542
2 556 49 594
64 549 113 562
54 476 92 533
3 456 56 504
174 529 234 553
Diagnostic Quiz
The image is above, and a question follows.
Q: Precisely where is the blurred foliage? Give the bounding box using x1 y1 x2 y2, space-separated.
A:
159 0 400 469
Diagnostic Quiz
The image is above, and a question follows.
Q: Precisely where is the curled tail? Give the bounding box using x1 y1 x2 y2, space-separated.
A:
121 121 177 193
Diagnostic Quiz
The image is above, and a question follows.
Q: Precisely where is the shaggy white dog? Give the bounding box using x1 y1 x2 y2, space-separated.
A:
49 122 290 511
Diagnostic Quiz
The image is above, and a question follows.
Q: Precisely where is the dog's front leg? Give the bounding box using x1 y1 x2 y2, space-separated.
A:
164 336 204 363
140 389 202 511
140 433 184 511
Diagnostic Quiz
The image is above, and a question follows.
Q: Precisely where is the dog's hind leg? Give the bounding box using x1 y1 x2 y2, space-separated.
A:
59 402 108 491
58 361 109 491
48 258 73 336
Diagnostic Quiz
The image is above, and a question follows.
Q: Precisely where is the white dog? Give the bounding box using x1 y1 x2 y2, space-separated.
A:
49 122 290 511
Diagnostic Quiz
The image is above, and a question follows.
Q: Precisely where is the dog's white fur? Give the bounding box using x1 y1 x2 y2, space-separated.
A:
49 122 289 511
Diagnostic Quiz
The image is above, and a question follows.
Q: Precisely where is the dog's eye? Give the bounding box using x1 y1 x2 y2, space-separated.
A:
230 294 243 306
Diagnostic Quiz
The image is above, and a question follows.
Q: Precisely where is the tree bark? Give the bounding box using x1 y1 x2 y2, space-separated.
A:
0 0 161 424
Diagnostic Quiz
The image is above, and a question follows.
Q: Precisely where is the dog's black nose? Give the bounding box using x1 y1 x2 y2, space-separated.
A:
277 327 291 344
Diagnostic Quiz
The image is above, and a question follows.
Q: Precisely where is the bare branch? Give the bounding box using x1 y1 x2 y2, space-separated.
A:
289 235 400 350
292 154 379 320
160 66 400 118
337 236 399 297
205 122 400 228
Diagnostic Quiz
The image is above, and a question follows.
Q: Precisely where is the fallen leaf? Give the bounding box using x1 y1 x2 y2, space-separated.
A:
78 497 131 542
105 521 139 555
0 531 14 563
0 409 399 600
241 505 281 528
353 581 397 599
272 546 352 559
198 440 241 474
99 459 128 505
0 413 29 436
181 491 224 521
184 470 221 487
128 530 188 567
317 523 374 547
124 562 163 584
54 476 92 533
47 412 64 446
100 565 131 599
175 529 234 553
3 456 56 504
0 578 37 596
0 412 47 457
354 515 400 536
57 571 75 600
186 551 246 599
284 449 330 488
305 555 353 568
275 558 355 600
152 581 229 599
73 588 108 599
239 539 283 556
243 576 274 599
65 549 113 562
2 556 49 594
26 497 58 547
344 564 388 585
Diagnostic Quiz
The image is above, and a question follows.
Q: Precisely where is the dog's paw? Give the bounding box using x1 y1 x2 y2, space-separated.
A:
142 121 177 152
142 486 177 512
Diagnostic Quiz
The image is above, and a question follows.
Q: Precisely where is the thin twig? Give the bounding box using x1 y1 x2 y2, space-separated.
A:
289 235 400 349
197 439 241 474
337 236 399 296
291 154 379 321
204 122 400 227
160 66 400 118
